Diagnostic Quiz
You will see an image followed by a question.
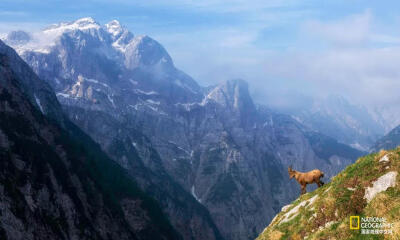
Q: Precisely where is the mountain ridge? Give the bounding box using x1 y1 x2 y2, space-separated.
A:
371 125 400 153
0 39 181 240
257 147 400 240
5 17 366 240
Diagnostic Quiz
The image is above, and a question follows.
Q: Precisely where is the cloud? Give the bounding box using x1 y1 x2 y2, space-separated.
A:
302 10 372 46
370 34 400 44
2 1 400 115
0 22 46 35
261 47 400 104
155 8 400 117
248 11 400 112
90 0 298 13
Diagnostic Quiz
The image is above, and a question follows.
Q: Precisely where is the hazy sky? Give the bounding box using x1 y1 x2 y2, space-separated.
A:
1 0 400 108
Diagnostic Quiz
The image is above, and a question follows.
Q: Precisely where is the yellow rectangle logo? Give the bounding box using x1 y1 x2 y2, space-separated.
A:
350 216 360 230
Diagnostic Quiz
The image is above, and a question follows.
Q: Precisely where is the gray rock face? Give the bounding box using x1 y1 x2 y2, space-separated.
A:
8 18 364 240
0 39 180 240
6 18 222 240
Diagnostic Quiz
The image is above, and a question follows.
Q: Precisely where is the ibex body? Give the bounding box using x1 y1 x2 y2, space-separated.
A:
288 166 324 195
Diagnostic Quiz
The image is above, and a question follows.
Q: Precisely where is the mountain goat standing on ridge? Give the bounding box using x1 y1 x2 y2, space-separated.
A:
288 166 324 195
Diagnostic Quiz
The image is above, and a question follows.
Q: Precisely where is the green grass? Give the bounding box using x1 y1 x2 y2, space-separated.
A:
257 148 400 240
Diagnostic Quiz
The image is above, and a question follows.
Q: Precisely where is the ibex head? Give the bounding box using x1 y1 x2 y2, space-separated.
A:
288 165 295 179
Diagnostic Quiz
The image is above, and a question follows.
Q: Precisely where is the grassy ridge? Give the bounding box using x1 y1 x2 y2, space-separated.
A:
257 147 400 240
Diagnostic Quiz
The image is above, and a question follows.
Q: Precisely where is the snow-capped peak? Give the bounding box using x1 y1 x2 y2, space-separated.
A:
43 17 101 35
105 19 134 51
105 20 123 37
75 17 97 25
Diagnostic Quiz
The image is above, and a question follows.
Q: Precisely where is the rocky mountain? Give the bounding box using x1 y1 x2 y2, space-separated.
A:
5 30 31 45
257 148 400 240
5 17 365 240
279 95 385 151
371 125 400 152
4 18 223 240
0 39 180 240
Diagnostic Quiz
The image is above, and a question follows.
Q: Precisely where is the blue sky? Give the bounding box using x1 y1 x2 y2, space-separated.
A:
1 0 400 108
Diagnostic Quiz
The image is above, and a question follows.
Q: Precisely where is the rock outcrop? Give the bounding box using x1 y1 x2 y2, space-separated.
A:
257 148 400 240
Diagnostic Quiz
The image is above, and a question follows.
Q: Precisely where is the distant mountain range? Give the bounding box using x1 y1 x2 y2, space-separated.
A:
371 125 400 152
1 18 372 240
273 94 396 152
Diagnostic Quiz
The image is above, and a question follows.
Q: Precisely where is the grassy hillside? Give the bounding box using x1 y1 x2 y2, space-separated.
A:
257 148 400 240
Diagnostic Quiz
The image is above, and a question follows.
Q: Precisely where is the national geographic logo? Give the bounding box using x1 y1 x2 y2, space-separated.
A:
350 216 393 235
349 216 359 230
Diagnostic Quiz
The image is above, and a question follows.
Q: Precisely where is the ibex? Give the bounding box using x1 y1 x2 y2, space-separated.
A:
288 166 324 195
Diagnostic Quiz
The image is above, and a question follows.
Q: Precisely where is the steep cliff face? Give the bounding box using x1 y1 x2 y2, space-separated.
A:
0 40 180 240
6 18 364 240
257 148 400 240
153 79 364 239
4 18 222 240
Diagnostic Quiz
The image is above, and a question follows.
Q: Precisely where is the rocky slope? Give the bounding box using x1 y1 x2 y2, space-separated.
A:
371 125 400 153
5 18 365 240
0 39 181 239
257 148 400 240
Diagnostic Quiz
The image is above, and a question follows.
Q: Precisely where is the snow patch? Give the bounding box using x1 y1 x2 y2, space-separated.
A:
112 41 127 53
84 77 110 88
9 17 102 54
129 98 167 115
107 94 116 108
129 79 138 85
146 104 165 115
44 17 100 35
134 89 159 95
191 185 201 203
146 99 160 105
291 115 303 124
174 79 197 94
77 75 110 88
364 171 397 203
34 94 44 113
56 92 70 98
105 20 123 37
128 104 139 110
